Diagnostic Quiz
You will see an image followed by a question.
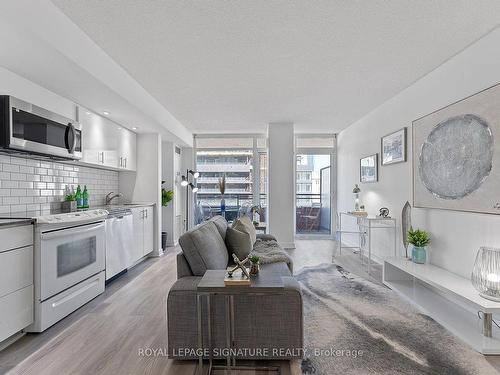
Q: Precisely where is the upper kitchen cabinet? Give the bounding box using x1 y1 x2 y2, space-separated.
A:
78 107 136 171
119 128 137 171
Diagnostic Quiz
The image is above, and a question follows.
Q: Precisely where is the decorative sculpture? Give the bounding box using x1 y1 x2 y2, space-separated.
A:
402 201 412 259
227 253 250 279
378 207 390 218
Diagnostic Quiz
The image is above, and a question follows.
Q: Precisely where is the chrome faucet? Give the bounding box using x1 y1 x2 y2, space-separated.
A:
105 192 123 205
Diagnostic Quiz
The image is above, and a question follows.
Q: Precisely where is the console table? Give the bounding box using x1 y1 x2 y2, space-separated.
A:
196 270 282 374
338 212 397 273
383 257 500 354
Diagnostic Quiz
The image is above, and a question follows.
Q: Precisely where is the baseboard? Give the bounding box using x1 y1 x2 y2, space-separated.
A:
149 249 164 257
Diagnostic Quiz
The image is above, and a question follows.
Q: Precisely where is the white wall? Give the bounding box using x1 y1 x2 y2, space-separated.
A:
268 122 295 249
0 66 76 120
337 27 500 278
162 141 182 246
120 133 162 255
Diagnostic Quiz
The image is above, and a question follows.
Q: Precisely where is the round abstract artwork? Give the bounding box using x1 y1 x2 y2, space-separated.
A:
419 114 493 200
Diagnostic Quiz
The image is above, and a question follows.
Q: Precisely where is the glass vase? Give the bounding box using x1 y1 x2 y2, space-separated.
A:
220 196 226 218
472 247 500 301
412 246 426 264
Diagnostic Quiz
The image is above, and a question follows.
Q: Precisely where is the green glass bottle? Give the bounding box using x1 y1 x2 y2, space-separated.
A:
75 185 83 209
82 185 89 209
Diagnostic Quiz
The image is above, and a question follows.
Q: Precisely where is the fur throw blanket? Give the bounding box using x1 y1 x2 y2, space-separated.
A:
251 239 293 273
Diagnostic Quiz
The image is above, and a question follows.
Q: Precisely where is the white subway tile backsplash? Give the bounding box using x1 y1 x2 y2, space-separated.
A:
11 173 27 181
3 197 19 205
2 180 18 188
10 189 27 196
3 164 19 173
0 156 119 213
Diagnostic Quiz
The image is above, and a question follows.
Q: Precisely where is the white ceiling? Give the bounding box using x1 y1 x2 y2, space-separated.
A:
52 0 500 134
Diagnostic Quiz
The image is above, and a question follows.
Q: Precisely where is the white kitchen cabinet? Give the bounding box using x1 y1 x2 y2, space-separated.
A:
0 246 33 298
130 206 154 264
79 107 136 171
0 224 34 343
143 206 154 255
118 129 137 171
131 207 145 263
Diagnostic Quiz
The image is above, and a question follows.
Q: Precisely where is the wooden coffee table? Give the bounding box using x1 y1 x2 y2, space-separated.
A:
196 269 284 374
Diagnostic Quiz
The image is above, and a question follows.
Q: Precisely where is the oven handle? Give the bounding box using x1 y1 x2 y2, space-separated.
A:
41 222 104 240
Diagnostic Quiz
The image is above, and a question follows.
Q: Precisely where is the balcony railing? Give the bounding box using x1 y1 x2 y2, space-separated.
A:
296 193 331 234
195 193 266 224
194 192 330 234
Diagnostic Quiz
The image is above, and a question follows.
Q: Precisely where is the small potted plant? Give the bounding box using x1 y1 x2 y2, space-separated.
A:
249 255 260 275
408 229 430 264
161 181 174 250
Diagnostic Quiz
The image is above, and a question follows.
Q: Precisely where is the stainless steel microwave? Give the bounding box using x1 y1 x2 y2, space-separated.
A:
0 95 82 160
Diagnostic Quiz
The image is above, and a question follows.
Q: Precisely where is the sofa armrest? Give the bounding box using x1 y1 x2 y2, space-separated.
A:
256 233 277 241
177 252 194 279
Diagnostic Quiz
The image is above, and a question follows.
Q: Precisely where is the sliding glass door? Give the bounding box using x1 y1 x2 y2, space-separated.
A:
295 135 336 236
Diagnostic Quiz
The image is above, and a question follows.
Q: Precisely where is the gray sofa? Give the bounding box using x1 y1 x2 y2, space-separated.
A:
167 216 303 360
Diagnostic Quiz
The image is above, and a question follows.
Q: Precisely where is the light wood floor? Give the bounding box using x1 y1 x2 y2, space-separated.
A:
1 240 498 374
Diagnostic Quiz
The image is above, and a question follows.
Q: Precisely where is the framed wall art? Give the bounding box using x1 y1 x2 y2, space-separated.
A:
360 154 378 183
413 83 500 214
381 127 406 165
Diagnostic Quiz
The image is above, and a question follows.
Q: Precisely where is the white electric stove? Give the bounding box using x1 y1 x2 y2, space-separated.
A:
27 209 109 332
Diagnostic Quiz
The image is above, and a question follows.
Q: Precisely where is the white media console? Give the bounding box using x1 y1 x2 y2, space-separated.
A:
383 257 500 354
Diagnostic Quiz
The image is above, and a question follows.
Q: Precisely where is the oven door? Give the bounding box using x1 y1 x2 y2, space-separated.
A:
40 222 105 301
8 96 82 159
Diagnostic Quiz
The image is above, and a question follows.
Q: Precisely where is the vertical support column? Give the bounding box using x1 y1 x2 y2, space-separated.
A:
268 122 295 249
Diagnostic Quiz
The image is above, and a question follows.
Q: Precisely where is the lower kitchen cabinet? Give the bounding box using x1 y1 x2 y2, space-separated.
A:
130 206 154 264
0 224 34 343
0 285 33 342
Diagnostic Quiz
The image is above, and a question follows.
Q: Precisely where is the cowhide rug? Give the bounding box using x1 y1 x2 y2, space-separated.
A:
296 263 498 375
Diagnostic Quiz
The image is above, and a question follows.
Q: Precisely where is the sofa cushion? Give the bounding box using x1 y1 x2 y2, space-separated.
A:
209 215 228 240
232 216 256 245
226 226 253 260
179 221 228 276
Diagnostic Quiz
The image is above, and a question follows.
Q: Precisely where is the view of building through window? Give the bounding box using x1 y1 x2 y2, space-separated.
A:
296 154 331 234
194 136 267 224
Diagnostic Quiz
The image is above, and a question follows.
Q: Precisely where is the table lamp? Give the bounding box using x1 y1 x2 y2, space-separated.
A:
472 247 500 301
353 184 361 211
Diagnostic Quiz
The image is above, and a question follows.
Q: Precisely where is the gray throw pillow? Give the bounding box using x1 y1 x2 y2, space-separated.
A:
225 226 253 260
232 216 257 245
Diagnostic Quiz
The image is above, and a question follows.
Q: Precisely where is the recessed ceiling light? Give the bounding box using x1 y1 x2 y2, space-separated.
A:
85 111 90 115
132 127 138 130
103 111 110 115
117 127 122 130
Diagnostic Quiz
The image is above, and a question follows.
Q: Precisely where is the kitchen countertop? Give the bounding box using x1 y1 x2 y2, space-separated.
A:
0 218 34 227
0 203 155 223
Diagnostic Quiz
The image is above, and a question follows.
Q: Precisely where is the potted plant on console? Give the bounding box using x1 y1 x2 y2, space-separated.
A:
161 181 174 250
408 229 430 264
